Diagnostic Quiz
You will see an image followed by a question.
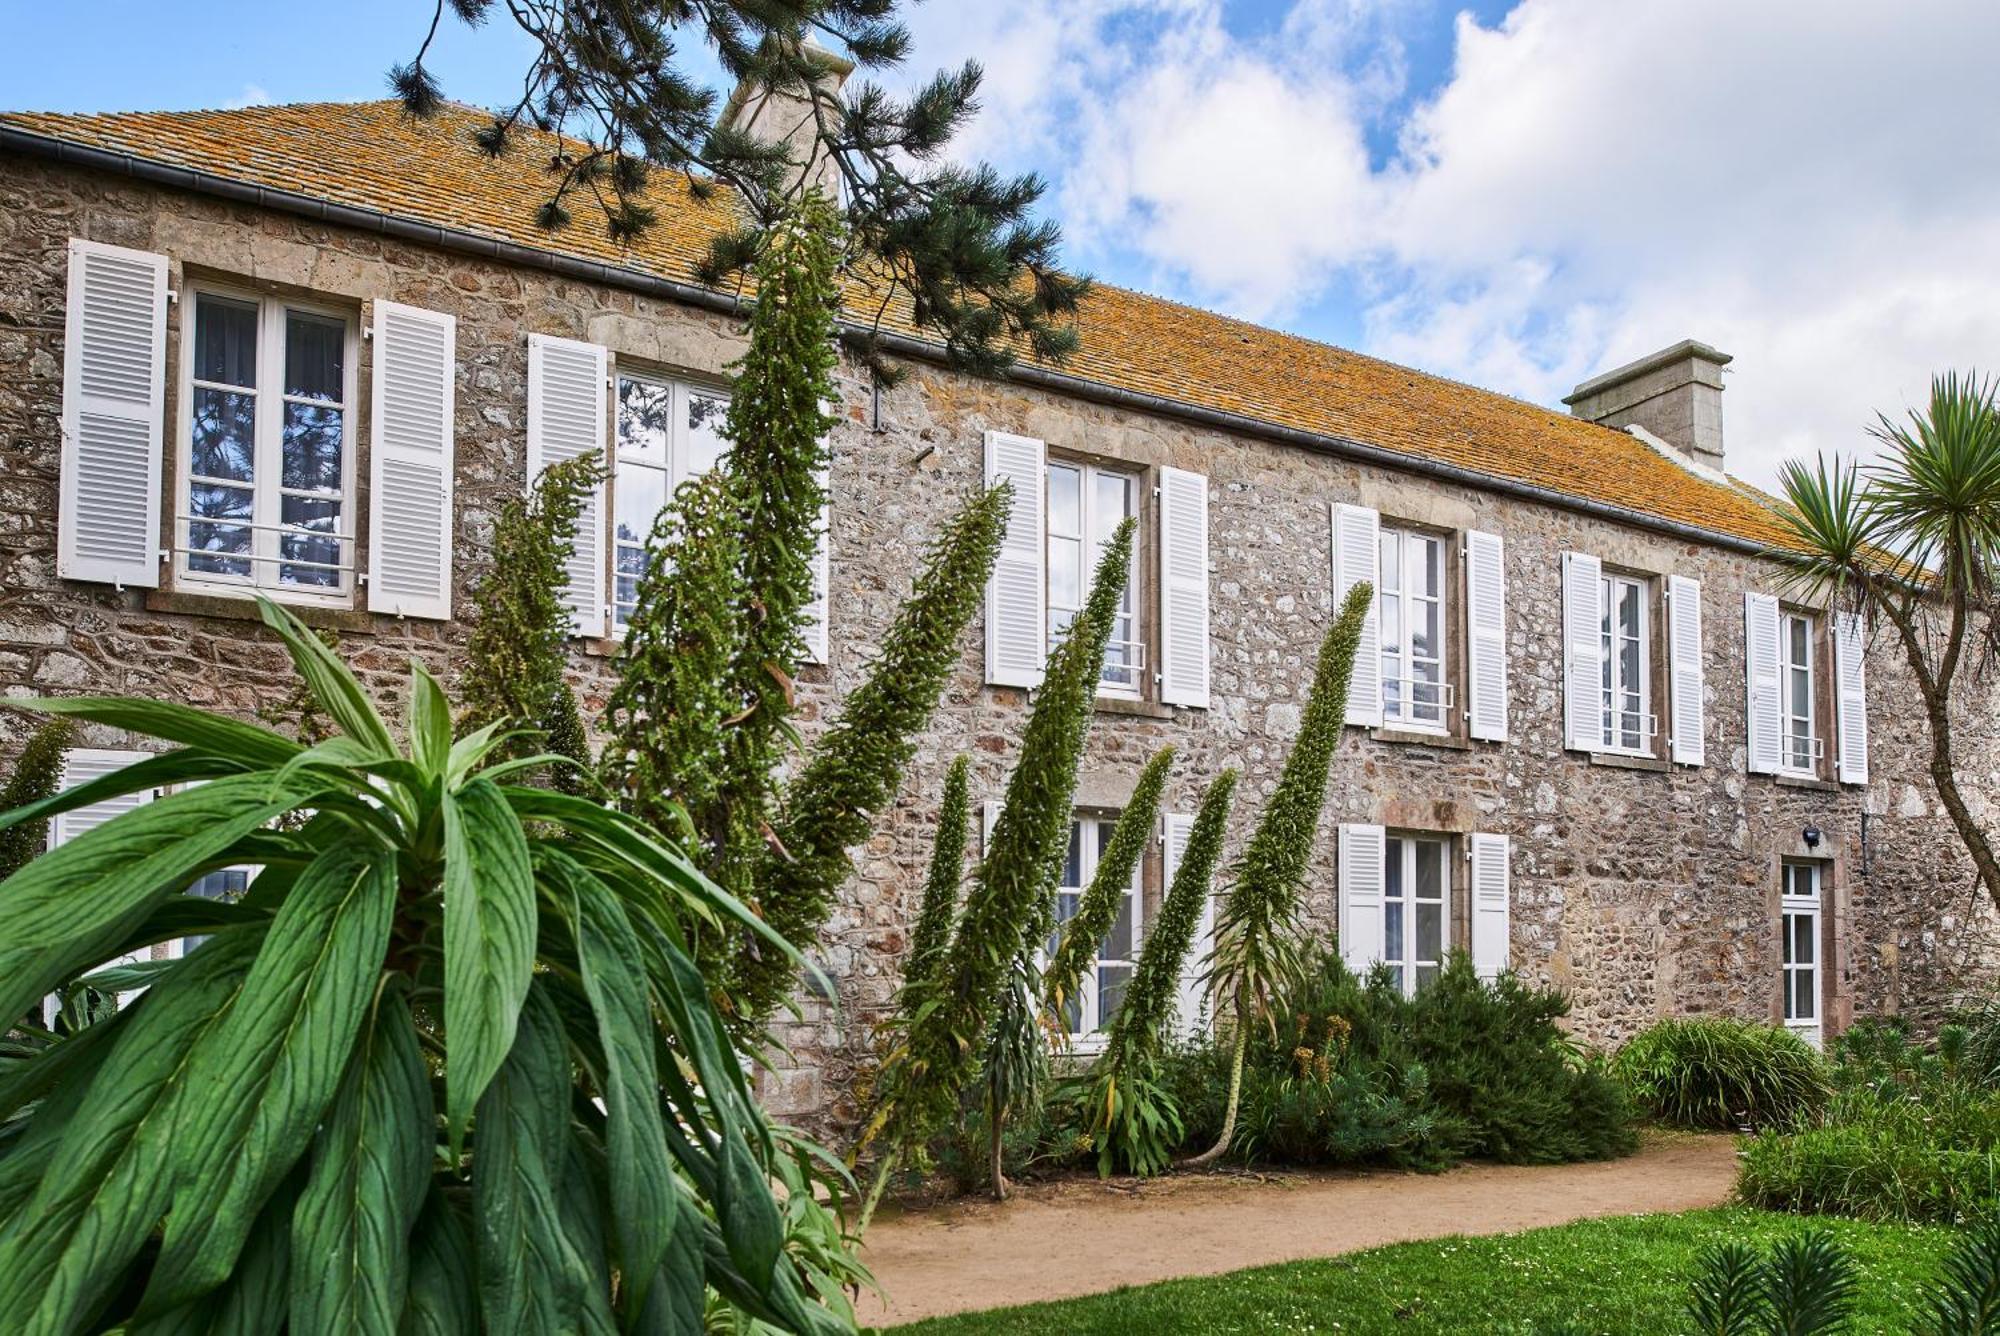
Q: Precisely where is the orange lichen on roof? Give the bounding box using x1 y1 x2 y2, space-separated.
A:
0 99 1798 551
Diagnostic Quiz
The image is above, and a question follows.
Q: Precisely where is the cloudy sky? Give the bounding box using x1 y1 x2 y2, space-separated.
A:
9 0 1999 487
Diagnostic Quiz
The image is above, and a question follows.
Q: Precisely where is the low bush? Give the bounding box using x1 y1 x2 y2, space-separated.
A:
1613 1017 1830 1130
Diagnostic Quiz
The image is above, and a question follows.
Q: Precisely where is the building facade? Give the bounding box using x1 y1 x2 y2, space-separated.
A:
1 100 1994 1127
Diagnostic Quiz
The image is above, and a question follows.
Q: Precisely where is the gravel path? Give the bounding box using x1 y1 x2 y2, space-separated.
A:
857 1133 1739 1326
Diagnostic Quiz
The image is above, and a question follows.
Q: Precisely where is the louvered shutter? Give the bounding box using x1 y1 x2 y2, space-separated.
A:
1469 832 1511 980
1744 592 1782 775
1561 551 1604 750
980 801 1000 855
1464 530 1508 741
525 334 608 638
1337 823 1386 973
58 239 168 588
984 431 1046 688
1163 813 1211 1035
802 458 831 665
367 301 456 620
1667 575 1706 766
1833 612 1869 784
1158 467 1210 708
1332 503 1382 727
44 748 157 1023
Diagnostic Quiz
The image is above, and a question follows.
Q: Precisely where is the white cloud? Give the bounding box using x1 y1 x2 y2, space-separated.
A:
223 84 273 110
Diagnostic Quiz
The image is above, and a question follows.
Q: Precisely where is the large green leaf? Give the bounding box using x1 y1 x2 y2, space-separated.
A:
409 661 453 781
256 597 395 757
442 776 536 1138
554 1127 620 1336
0 931 259 1335
290 985 431 1336
21 695 302 769
0 769 330 952
400 1190 476 1336
472 983 593 1334
129 1167 301 1336
0 748 247 837
140 842 397 1314
555 852 679 1315
0 1020 124 1233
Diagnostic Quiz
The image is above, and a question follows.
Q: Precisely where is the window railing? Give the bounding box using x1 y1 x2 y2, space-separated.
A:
174 515 355 577
1782 734 1825 772
1597 692 1658 752
1099 637 1146 691
1383 675 1454 726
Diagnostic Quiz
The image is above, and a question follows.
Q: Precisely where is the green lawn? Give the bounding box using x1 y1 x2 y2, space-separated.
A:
896 1209 1954 1334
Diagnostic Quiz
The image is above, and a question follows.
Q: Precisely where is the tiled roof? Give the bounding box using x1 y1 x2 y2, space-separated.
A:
0 99 1797 551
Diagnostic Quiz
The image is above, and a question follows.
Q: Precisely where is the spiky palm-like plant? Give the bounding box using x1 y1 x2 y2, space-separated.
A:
1771 371 2000 911
857 518 1135 1223
1684 1231 1857 1335
1041 745 1174 1035
1187 581 1372 1167
902 755 972 1004
1082 767 1238 1177
0 598 856 1334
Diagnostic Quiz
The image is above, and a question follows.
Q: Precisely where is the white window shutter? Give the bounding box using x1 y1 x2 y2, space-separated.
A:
1561 551 1604 750
1744 592 1783 775
802 458 831 665
980 800 1000 853
525 334 608 638
58 239 168 589
984 431 1046 688
44 748 157 1024
1163 813 1210 1035
1337 823 1385 974
1332 503 1382 727
1469 831 1511 980
1667 575 1706 766
1463 530 1508 741
1158 466 1210 708
1834 612 1869 785
367 300 457 620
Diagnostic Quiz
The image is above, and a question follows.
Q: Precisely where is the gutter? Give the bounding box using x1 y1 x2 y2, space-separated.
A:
1 124 1778 560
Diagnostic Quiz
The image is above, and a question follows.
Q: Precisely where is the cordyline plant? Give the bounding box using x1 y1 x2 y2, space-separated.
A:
1187 581 1373 1167
0 598 857 1335
858 518 1135 1222
1041 744 1175 1034
1771 370 2000 913
1080 767 1238 1178
900 754 971 1004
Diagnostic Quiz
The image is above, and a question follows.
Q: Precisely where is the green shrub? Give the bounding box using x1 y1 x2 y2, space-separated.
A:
1614 1017 1830 1130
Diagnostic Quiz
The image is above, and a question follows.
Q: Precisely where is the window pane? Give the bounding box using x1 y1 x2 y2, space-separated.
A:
1795 972 1815 1020
1384 901 1404 964
1379 532 1400 593
1789 617 1809 666
1416 902 1442 961
1097 964 1132 1030
1049 535 1081 610
1050 890 1080 959
685 391 730 475
1092 471 1133 540
191 389 256 482
194 295 257 386
1048 465 1081 537
284 312 344 401
1416 536 1442 598
1781 914 1796 966
1618 581 1641 638
613 464 667 627
1794 914 1816 965
188 483 252 577
1415 963 1440 992
1062 822 1083 889
282 403 344 491
1415 841 1443 899
616 377 673 469
1412 598 1439 663
279 495 342 587
1104 896 1134 960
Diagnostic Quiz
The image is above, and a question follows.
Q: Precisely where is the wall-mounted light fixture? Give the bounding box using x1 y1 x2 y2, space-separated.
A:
1802 824 1823 850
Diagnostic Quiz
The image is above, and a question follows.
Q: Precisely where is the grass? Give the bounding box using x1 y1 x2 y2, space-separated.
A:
896 1208 1953 1334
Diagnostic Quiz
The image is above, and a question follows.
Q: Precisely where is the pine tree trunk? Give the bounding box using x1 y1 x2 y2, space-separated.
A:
1183 1004 1248 1169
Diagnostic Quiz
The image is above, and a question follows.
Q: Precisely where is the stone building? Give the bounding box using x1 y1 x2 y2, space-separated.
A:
1 98 1993 1125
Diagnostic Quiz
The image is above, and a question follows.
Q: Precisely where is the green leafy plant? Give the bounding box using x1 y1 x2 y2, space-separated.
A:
1683 1230 1858 1335
1188 580 1372 1166
1079 768 1238 1177
1615 1017 1830 1130
902 755 972 1006
0 717 72 884
1919 1216 2000 1335
0 597 857 1334
858 517 1134 1222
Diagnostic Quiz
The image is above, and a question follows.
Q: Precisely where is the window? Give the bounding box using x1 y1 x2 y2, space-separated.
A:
1383 834 1448 996
1598 573 1652 752
178 289 355 600
1781 861 1823 1047
611 372 730 633
1046 460 1141 695
1780 611 1819 775
1046 815 1140 1040
1379 526 1449 731
170 866 252 957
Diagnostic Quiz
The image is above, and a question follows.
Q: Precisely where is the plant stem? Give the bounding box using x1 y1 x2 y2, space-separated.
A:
1185 998 1249 1168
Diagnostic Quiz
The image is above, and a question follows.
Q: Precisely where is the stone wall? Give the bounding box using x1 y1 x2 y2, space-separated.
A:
3 152 1996 1132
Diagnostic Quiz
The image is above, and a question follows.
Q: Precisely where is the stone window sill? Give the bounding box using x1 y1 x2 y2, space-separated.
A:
1585 749 1670 773
1093 694 1174 721
1775 773 1841 793
1370 727 1472 751
146 589 376 635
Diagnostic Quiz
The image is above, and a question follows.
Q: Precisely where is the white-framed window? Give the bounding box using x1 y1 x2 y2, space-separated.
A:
1046 814 1141 1042
177 287 357 602
166 865 253 958
1383 833 1449 996
1781 861 1823 1047
1598 572 1653 753
1780 610 1820 776
1379 526 1449 731
610 371 730 634
1046 459 1142 696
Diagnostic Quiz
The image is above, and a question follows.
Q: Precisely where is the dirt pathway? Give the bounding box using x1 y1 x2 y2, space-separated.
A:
857 1133 1739 1326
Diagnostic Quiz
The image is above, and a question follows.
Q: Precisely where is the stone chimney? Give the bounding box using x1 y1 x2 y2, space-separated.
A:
716 41 855 201
1563 339 1733 475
